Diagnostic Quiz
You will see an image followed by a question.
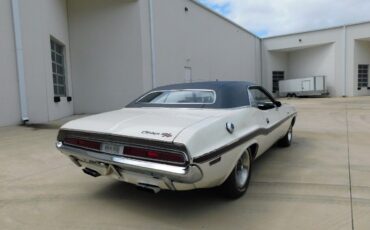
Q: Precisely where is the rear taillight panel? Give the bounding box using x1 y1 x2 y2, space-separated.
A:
64 138 101 151
123 146 187 166
61 136 188 166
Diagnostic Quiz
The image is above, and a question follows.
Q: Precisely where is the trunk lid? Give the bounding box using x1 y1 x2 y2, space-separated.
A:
62 108 223 142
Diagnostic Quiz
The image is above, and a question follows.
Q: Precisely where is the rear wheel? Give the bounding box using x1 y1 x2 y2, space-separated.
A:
278 125 293 147
221 149 252 199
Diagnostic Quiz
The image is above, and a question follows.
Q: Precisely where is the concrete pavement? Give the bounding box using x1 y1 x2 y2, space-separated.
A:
0 97 369 229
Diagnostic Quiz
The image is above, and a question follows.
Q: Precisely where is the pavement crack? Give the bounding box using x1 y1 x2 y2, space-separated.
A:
345 102 355 230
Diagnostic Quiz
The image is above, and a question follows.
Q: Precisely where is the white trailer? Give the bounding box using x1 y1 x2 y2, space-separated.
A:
278 76 329 97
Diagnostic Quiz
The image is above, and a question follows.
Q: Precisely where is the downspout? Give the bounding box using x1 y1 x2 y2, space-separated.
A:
343 25 347 97
260 38 263 86
11 0 29 123
148 0 157 89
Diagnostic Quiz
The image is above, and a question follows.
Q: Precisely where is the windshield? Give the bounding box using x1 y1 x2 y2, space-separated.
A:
137 90 216 105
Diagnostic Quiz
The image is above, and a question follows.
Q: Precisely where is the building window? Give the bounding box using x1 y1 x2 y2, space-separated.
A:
358 65 369 90
272 71 284 93
50 38 66 97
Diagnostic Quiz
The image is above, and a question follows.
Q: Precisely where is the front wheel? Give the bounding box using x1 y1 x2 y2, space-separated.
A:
221 149 252 199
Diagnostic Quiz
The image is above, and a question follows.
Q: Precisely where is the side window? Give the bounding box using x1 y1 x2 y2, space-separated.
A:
272 71 284 93
51 38 67 97
358 64 369 90
249 88 275 110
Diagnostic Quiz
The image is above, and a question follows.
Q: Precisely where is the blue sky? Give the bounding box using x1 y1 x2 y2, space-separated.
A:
198 0 370 37
199 0 231 15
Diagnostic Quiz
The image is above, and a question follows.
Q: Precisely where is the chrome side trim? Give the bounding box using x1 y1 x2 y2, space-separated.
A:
57 143 203 184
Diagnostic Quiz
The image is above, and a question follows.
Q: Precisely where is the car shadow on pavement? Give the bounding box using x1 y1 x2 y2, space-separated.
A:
95 180 223 203
92 181 242 220
89 138 302 221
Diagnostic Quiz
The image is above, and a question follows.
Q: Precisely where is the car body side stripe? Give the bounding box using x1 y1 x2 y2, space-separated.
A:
193 113 297 164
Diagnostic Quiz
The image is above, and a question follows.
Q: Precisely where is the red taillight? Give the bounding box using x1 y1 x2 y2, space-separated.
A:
64 138 101 151
124 146 186 165
147 151 159 158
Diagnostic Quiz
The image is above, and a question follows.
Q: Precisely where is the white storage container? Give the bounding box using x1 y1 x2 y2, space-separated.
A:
278 76 329 97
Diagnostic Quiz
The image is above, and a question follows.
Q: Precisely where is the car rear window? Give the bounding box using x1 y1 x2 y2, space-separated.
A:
137 90 216 105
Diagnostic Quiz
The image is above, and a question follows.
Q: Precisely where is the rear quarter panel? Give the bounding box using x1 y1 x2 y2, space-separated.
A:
174 105 296 189
174 107 265 188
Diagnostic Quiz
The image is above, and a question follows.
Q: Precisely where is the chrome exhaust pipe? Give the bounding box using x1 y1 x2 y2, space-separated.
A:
137 183 161 194
82 168 101 178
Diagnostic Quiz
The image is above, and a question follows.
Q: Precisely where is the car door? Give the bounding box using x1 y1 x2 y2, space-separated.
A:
248 86 285 153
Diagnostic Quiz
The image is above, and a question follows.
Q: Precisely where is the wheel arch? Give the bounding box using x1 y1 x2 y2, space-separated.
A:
291 116 296 127
218 142 259 186
248 143 259 160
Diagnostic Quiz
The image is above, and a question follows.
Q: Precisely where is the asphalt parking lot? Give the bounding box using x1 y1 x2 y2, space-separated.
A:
0 97 369 230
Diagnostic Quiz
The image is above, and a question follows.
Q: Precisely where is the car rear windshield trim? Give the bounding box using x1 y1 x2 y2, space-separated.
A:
136 89 216 105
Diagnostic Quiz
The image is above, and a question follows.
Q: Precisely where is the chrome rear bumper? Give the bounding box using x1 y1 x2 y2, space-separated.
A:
56 142 203 186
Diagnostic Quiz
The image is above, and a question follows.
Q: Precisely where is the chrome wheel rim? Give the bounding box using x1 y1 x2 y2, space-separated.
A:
288 127 293 142
235 152 251 189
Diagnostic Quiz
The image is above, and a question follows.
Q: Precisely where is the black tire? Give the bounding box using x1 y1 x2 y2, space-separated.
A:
278 125 293 147
221 149 253 199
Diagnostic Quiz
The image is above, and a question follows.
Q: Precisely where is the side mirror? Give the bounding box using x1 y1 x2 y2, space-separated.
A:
258 102 275 110
275 101 282 107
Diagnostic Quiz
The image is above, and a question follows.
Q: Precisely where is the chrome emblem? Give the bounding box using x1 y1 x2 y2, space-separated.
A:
142 131 160 136
161 133 173 138
226 122 235 134
141 131 173 138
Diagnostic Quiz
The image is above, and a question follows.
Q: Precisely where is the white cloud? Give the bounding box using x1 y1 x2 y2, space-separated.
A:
198 0 370 37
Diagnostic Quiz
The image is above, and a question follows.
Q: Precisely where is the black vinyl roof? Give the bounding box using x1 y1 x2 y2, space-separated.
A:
127 81 256 109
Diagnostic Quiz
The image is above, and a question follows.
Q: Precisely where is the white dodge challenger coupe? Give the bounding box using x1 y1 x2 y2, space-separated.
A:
56 81 297 198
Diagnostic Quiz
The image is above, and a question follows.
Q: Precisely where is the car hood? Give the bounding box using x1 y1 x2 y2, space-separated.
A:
61 108 225 142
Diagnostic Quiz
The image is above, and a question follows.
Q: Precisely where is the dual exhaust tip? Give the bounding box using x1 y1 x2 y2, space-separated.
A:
82 168 101 178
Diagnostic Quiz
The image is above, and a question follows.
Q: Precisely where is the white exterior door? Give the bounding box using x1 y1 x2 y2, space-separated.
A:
302 80 311 91
185 67 192 83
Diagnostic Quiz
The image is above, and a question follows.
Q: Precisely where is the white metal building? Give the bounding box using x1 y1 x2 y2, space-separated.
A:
0 0 261 127
262 22 370 98
0 0 369 127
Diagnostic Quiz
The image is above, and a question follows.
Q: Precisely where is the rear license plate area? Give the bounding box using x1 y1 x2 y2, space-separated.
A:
101 143 124 155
